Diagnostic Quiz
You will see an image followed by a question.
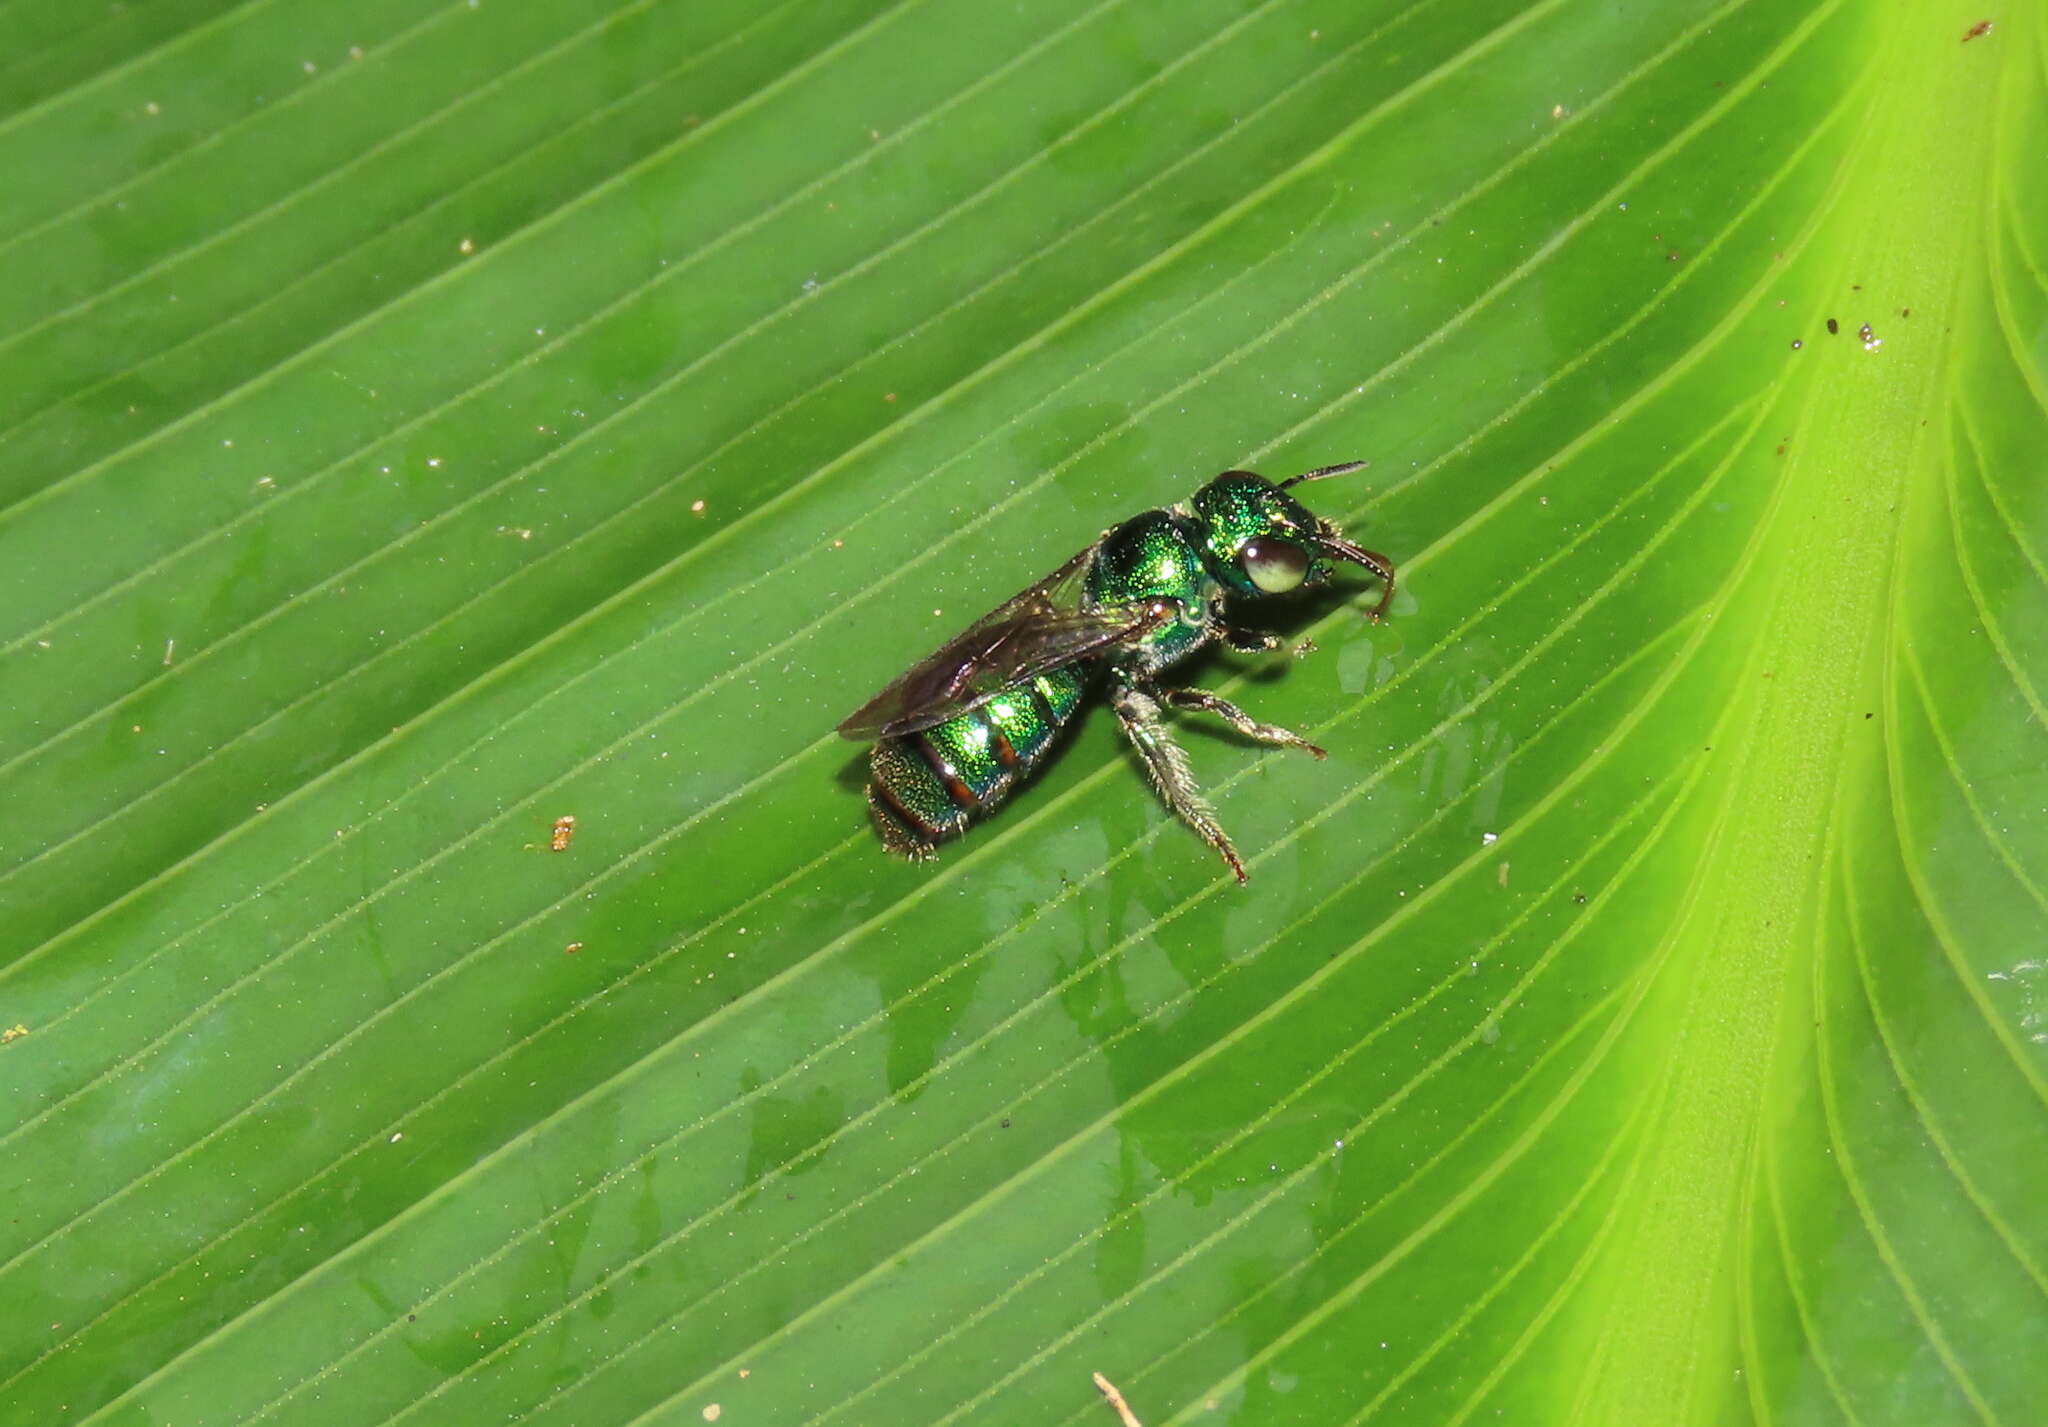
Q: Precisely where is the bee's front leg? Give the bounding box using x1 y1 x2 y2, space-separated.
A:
1158 687 1326 759
1109 682 1247 883
1215 621 1280 653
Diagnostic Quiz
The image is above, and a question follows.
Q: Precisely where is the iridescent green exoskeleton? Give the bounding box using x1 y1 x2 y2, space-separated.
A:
837 462 1395 882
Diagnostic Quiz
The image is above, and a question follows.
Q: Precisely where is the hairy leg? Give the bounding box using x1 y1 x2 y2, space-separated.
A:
1110 684 1248 883
1158 687 1326 759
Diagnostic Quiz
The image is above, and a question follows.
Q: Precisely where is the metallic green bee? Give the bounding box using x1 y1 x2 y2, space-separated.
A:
837 462 1395 882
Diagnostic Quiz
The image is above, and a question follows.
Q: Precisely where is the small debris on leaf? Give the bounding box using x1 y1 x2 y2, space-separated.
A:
1093 1372 1144 1427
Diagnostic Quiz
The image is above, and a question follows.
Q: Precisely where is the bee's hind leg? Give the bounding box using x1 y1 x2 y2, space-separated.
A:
1110 684 1248 884
1157 687 1326 760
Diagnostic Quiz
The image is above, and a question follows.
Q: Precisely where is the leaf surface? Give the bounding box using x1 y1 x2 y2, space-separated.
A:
1 2 2042 1424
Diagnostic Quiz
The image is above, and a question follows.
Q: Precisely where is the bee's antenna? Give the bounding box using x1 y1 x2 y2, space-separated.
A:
1277 459 1368 490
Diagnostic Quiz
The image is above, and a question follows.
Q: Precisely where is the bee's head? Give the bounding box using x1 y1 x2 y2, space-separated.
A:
1190 463 1393 615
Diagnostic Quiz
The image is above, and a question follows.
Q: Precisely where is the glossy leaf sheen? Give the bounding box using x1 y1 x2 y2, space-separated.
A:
1 1 2042 1424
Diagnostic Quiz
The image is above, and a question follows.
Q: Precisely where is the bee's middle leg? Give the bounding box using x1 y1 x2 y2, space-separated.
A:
1110 684 1247 883
1157 687 1326 759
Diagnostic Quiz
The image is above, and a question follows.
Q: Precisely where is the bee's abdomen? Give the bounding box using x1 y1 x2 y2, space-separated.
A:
868 666 1088 857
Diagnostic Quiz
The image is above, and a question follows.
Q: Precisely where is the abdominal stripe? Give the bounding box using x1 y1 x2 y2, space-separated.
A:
913 730 979 810
988 721 1020 769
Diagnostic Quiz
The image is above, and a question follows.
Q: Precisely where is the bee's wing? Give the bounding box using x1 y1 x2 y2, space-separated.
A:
837 543 1167 740
835 603 1171 740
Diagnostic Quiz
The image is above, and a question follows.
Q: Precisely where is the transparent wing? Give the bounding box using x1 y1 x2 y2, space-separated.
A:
837 544 1170 740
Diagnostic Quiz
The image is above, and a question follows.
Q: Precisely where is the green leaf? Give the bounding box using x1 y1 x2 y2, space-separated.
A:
2 1 2041 1424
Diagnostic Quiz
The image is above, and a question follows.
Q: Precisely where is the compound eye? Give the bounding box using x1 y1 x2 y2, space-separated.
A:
1240 536 1310 593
